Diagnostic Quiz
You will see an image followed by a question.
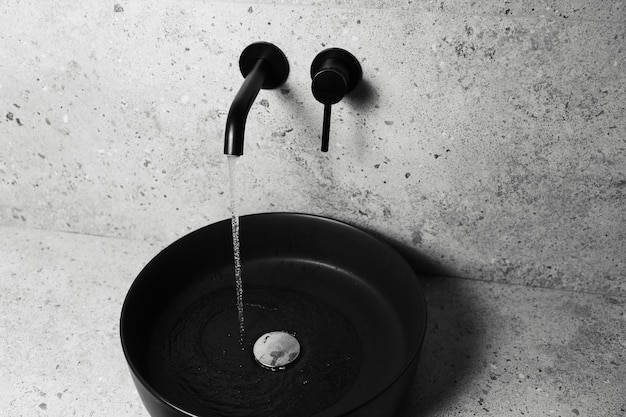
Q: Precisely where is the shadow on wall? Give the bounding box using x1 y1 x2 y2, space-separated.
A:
399 275 487 416
345 77 378 157
347 76 378 109
372 233 488 416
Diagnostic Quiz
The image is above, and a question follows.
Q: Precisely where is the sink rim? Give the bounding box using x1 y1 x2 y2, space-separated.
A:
120 212 427 417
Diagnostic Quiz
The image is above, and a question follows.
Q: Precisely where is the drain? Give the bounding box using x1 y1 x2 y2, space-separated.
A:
253 331 300 370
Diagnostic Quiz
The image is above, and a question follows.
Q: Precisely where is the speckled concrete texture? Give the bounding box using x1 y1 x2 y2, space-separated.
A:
0 227 158 416
405 277 626 417
1 227 624 416
217 1 625 21
0 3 624 292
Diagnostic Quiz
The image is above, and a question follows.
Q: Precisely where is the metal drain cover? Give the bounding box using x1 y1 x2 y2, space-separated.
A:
253 331 300 370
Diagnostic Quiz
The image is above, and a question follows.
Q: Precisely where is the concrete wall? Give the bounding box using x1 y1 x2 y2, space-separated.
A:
1 0 624 294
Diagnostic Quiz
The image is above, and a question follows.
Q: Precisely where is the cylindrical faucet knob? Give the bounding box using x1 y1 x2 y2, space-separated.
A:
311 59 349 105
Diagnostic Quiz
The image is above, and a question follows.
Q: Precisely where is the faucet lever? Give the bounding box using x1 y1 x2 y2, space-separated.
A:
321 104 332 152
310 48 362 152
224 42 289 156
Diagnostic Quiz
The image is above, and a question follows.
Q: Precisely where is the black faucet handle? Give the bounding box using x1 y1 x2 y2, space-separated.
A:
310 48 362 152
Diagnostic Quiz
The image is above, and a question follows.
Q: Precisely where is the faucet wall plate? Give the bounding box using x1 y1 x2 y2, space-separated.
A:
239 42 289 89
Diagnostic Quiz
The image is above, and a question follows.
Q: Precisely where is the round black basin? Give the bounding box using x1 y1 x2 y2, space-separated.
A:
120 213 426 417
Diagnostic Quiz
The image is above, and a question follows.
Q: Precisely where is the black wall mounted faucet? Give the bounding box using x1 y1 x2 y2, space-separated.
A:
310 48 362 152
224 42 289 156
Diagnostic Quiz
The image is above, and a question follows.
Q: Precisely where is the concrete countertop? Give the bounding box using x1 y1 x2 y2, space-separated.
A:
1 226 624 416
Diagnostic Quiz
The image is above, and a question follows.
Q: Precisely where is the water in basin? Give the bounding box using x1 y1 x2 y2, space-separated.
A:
142 267 369 417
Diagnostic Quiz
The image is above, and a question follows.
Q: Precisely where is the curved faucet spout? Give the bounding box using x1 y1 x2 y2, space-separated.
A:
224 59 269 156
223 42 290 156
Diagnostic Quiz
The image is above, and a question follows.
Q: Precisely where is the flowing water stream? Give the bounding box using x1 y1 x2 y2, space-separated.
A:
227 155 245 343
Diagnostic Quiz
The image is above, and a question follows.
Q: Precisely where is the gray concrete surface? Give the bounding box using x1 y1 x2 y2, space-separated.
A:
1 0 624 293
